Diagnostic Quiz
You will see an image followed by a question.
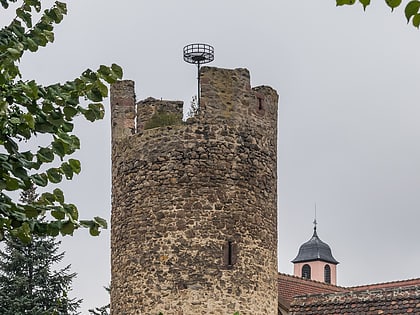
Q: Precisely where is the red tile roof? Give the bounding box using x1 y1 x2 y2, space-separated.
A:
278 273 346 308
349 278 420 291
279 274 420 314
289 283 420 314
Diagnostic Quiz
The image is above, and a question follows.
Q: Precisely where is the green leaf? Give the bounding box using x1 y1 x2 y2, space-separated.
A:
47 222 60 237
51 209 65 220
98 65 111 76
83 109 97 122
22 113 35 129
4 138 18 154
96 81 108 97
68 159 81 174
42 102 54 113
46 168 62 183
52 140 66 157
360 0 370 10
12 167 28 180
88 103 105 120
26 37 38 52
80 220 101 236
40 192 56 204
37 147 54 163
16 222 31 243
111 63 123 79
63 106 78 119
62 122 74 132
5 177 19 191
31 173 48 187
94 216 108 229
25 206 39 218
16 7 33 27
336 0 357 6
413 13 420 27
64 204 78 221
53 188 65 203
44 30 54 43
405 0 420 23
61 162 74 180
87 88 103 102
89 225 100 236
386 0 402 12
1 0 9 9
61 221 75 235
7 48 21 58
10 117 21 124
2 161 13 172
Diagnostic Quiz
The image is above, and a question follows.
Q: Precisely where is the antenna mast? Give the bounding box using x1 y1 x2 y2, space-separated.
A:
183 43 214 108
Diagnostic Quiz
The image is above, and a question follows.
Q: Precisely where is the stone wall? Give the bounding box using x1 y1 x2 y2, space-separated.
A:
110 80 136 142
137 97 183 131
110 67 279 315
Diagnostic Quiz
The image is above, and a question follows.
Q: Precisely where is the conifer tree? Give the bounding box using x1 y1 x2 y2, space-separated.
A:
88 286 110 315
0 185 81 315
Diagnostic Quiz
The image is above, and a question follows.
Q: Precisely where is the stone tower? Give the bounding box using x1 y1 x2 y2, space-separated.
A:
110 67 279 315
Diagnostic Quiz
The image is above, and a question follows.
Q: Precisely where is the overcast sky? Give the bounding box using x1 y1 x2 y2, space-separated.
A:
4 0 420 313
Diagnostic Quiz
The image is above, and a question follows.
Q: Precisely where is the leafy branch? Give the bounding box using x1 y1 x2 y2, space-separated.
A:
0 0 123 241
336 0 420 28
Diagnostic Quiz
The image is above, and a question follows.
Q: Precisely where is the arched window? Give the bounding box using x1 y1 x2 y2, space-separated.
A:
302 264 311 279
324 264 331 283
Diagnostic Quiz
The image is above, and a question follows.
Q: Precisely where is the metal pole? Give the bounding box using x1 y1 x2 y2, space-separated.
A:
197 62 201 107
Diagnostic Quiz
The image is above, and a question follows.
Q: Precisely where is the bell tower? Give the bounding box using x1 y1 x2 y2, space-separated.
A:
292 222 339 285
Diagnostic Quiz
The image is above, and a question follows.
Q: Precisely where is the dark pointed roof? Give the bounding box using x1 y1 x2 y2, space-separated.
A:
292 227 339 264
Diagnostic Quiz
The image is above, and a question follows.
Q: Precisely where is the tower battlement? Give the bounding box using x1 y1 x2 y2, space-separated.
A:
110 67 279 315
111 67 278 141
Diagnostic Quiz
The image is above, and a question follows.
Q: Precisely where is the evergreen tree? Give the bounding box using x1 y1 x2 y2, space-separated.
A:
0 186 81 315
88 287 110 315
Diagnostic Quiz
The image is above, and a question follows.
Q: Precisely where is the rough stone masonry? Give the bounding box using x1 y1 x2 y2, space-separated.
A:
110 66 279 315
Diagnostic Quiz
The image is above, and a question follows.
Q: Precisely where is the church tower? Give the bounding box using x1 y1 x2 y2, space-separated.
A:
110 67 279 315
292 222 339 285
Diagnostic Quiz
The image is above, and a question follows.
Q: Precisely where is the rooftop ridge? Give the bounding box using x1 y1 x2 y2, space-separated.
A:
348 277 420 291
291 284 420 302
278 272 347 290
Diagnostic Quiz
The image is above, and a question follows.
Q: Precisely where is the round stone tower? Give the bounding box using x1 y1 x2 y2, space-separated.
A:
110 67 279 315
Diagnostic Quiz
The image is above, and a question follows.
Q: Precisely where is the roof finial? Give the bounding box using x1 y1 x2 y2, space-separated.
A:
313 202 318 232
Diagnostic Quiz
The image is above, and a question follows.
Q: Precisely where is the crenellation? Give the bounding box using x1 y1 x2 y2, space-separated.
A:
110 80 136 142
137 97 184 132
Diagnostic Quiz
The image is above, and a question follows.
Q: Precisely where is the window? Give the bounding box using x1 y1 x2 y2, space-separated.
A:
223 240 237 267
302 264 311 279
227 241 233 265
258 97 263 110
324 264 331 284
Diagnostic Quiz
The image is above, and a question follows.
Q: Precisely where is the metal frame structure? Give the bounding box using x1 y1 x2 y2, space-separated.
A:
183 43 214 107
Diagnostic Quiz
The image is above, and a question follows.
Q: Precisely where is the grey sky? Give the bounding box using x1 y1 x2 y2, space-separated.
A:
5 0 420 313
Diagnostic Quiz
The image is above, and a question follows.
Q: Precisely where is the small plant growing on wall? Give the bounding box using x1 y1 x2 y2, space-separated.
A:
144 111 182 129
186 95 199 119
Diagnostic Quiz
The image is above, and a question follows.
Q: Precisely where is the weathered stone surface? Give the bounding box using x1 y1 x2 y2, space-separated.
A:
111 67 279 315
110 80 136 142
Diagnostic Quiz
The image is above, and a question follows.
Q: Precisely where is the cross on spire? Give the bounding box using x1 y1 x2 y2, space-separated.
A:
313 202 318 231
